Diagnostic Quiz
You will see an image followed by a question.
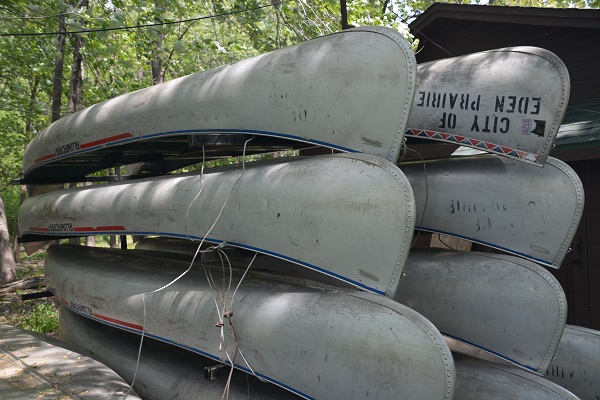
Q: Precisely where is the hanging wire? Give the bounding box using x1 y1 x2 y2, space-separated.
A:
123 137 256 399
0 1 291 37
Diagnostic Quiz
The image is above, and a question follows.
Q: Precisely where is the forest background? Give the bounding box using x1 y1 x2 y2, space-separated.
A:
0 0 598 284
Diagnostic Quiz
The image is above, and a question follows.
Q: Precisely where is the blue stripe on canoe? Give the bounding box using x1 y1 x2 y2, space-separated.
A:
32 229 385 296
27 128 360 173
441 331 538 373
60 302 315 400
414 226 553 267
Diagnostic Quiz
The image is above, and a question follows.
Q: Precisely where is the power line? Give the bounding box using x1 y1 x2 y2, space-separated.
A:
0 1 289 37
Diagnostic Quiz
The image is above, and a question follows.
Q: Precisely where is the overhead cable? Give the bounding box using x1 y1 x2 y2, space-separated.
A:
0 1 289 37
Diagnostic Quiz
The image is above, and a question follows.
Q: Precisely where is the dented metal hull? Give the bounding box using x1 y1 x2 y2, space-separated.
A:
401 155 584 267
407 47 570 166
46 245 456 400
59 307 302 400
454 354 580 399
20 154 415 297
395 248 567 374
22 26 415 183
134 237 567 375
546 325 600 400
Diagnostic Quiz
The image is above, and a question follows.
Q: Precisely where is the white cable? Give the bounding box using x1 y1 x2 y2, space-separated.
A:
217 248 234 306
230 252 257 308
398 137 408 162
121 294 147 399
124 136 255 399
184 146 206 240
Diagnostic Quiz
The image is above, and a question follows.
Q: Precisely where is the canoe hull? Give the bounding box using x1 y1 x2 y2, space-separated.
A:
454 354 580 399
23 27 416 182
46 245 455 400
395 248 567 374
546 325 600 400
407 47 570 166
134 237 567 374
401 155 584 267
59 306 301 400
20 154 415 296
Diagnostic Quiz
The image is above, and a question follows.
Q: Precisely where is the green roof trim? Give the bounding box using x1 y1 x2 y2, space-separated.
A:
554 102 600 151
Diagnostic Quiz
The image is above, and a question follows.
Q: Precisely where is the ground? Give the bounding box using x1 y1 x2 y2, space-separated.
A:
0 253 59 338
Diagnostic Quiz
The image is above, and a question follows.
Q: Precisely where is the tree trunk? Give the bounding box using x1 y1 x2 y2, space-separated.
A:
51 11 67 122
16 77 43 258
12 185 27 260
340 0 349 30
67 0 87 113
25 76 39 139
68 33 84 113
0 277 45 293
0 195 17 284
151 1 165 85
110 235 119 248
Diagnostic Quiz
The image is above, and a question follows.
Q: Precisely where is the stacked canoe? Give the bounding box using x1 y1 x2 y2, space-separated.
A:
17 26 596 399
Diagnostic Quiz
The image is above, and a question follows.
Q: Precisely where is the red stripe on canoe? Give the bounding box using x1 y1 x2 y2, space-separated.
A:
33 133 132 165
93 313 144 332
34 153 56 164
29 227 50 232
80 132 133 149
73 226 126 232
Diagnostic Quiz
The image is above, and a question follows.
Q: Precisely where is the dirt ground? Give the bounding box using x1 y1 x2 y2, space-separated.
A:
0 257 59 338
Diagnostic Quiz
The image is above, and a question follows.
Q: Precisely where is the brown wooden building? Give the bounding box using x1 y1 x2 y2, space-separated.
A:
408 3 600 328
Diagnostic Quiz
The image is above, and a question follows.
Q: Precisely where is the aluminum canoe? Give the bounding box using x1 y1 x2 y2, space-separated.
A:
59 306 302 400
19 154 415 296
135 237 566 375
401 154 584 268
395 248 567 375
454 353 580 400
46 245 456 400
22 26 415 183
546 325 600 400
406 46 570 166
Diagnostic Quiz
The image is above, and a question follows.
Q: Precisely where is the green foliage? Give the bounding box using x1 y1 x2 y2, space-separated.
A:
174 150 300 173
0 0 596 191
19 249 48 262
0 111 27 187
0 111 27 240
2 185 22 241
14 301 60 334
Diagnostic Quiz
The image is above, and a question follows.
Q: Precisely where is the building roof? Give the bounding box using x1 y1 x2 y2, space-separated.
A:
409 4 600 104
554 101 600 157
